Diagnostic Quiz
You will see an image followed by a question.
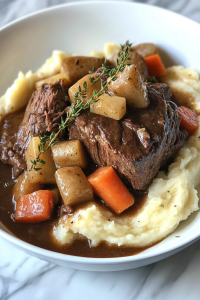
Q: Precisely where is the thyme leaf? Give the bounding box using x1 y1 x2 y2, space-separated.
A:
30 41 132 171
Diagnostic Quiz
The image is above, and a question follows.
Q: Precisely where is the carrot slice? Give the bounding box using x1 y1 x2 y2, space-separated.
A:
178 106 198 135
88 167 135 214
15 190 54 223
144 53 166 77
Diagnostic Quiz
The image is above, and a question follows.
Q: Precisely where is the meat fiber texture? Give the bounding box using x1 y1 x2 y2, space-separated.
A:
53 119 200 247
1 43 200 248
0 44 115 123
93 43 200 112
0 51 70 123
0 82 68 177
69 83 187 191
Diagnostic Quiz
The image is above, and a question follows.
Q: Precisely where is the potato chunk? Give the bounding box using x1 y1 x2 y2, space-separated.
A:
68 74 101 104
133 43 158 58
13 171 42 202
35 73 70 90
127 51 148 80
61 56 104 85
55 167 93 206
90 93 126 120
111 50 148 81
107 65 149 108
51 140 87 169
26 137 56 184
50 188 61 205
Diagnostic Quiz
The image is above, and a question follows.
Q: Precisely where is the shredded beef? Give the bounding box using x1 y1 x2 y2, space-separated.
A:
0 81 68 177
69 83 188 190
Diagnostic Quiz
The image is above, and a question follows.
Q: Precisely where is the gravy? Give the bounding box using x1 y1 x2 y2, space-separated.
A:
0 111 154 258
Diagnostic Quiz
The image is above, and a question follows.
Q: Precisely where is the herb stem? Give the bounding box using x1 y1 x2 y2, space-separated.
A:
30 41 132 171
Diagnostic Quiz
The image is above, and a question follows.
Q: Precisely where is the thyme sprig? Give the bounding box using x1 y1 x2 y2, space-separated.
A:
30 41 132 171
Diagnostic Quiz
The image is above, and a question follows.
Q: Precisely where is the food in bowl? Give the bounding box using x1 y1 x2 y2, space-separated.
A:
0 42 199 258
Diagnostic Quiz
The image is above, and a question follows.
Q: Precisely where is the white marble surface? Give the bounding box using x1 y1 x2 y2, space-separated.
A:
1 1 200 299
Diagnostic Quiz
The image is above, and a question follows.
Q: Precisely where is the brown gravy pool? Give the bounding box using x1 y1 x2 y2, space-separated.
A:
0 111 154 258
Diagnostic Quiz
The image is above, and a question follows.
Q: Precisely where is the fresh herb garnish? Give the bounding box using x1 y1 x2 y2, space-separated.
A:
30 41 132 171
146 76 158 83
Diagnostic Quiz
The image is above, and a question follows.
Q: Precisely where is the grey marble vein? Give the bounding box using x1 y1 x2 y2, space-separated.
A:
1 238 200 299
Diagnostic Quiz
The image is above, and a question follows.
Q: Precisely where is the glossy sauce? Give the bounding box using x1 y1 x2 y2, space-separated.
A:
0 111 154 258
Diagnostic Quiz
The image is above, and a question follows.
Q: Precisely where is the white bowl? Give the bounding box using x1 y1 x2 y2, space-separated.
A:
0 1 200 272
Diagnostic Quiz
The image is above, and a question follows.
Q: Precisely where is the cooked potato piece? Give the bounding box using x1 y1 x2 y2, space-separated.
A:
13 171 42 202
61 56 104 85
35 73 71 90
127 51 148 80
50 188 61 205
68 74 101 104
107 65 149 108
111 50 148 81
26 137 56 184
51 140 87 169
55 167 93 206
133 43 158 58
90 93 126 120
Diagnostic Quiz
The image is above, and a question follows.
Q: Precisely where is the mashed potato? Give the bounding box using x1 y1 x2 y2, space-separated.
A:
0 43 200 248
53 44 200 247
0 51 70 123
53 122 200 247
0 43 125 122
160 66 200 113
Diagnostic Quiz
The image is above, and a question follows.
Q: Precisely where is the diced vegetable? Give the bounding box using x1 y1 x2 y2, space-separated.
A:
15 190 54 223
144 54 166 77
50 188 61 205
107 65 149 108
13 171 42 203
90 93 126 120
61 56 104 85
55 167 93 206
68 74 101 104
111 51 148 81
133 43 158 58
35 73 71 90
26 137 56 184
126 51 148 81
178 106 198 135
51 140 87 169
87 167 135 214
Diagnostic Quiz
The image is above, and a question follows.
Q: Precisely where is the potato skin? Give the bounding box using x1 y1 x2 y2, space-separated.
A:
35 73 70 90
50 188 61 205
111 50 148 81
51 140 87 169
68 74 101 104
107 65 149 108
13 171 42 202
61 56 104 85
55 167 93 206
133 43 158 58
26 137 56 185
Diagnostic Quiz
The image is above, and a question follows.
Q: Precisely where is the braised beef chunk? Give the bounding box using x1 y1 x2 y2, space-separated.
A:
0 81 68 177
57 204 74 217
0 110 26 176
69 83 188 190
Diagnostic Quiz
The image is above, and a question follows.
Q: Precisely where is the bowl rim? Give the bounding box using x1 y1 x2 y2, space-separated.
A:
1 224 200 265
1 0 200 34
0 0 200 265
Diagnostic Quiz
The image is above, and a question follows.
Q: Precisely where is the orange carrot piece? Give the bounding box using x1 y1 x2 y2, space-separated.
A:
88 167 135 214
15 190 54 223
144 53 166 77
178 106 198 135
